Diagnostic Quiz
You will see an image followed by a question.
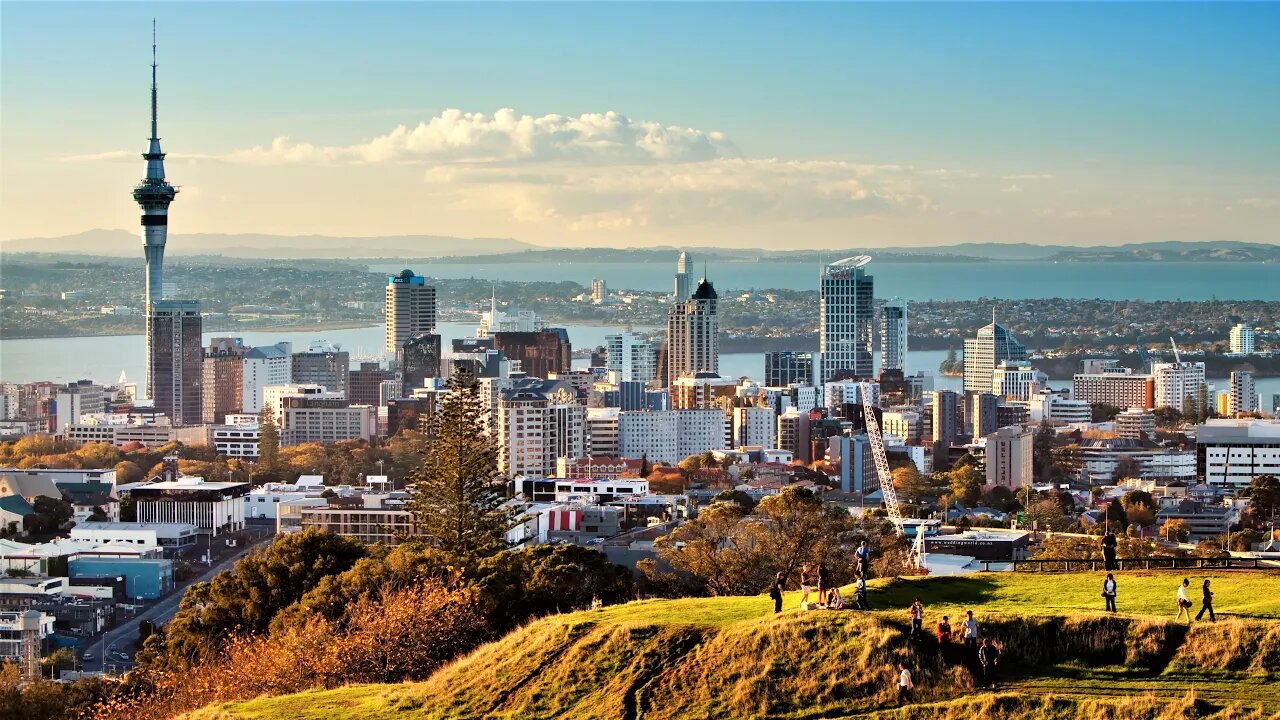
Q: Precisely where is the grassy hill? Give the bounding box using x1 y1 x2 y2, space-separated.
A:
183 572 1280 720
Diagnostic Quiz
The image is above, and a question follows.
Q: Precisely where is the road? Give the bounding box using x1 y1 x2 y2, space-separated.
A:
88 530 274 674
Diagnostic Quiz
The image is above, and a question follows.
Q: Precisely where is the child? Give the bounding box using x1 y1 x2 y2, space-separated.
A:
799 563 812 607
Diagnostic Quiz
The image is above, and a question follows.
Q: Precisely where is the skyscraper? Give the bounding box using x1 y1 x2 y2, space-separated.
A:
881 298 908 371
399 333 442 397
606 332 659 384
148 300 203 426
962 314 1028 394
819 256 874 382
1229 323 1255 355
666 279 719 383
133 27 178 398
202 337 247 423
1228 370 1257 416
764 350 815 387
385 269 437 353
292 342 350 398
674 251 692 300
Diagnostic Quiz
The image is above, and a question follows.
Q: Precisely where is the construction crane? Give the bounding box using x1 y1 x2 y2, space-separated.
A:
859 382 922 571
1170 336 1182 363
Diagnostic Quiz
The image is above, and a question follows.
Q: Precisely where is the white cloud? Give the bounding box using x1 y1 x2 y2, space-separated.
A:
1232 197 1278 210
223 108 739 166
1002 173 1054 180
1002 184 1022 193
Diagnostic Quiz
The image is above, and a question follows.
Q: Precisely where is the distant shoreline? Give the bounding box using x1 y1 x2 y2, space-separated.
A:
1 320 377 341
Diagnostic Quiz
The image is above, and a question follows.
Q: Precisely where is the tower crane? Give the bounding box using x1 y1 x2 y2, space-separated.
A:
859 382 923 571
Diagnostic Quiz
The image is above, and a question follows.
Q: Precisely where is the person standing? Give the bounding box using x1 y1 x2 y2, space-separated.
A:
897 662 914 705
799 563 812 608
978 638 1001 688
855 540 871 578
909 598 924 641
816 563 830 606
1175 578 1193 623
1103 573 1118 613
769 571 785 614
854 574 870 610
937 615 953 662
1102 530 1118 571
1196 579 1216 622
962 610 980 656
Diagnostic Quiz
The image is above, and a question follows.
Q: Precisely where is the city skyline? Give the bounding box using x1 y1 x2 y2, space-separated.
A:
3 3 1279 248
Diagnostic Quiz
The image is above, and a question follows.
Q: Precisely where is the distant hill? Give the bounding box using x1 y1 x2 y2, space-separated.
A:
0 229 533 258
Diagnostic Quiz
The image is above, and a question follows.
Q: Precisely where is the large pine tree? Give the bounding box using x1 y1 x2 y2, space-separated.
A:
258 405 280 472
405 369 512 560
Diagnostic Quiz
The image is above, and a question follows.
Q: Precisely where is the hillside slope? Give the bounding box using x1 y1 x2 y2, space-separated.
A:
184 572 1280 720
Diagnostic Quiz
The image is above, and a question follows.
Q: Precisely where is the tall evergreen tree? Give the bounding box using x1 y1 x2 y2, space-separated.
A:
258 405 280 472
405 369 512 560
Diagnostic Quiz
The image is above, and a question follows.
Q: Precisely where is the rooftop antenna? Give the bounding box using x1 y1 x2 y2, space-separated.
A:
150 19 158 141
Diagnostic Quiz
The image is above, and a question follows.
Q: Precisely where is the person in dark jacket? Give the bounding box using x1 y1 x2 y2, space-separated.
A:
769 571 785 614
978 638 1001 688
816 563 830 606
1102 531 1118 571
1103 573 1118 613
1196 578 1216 622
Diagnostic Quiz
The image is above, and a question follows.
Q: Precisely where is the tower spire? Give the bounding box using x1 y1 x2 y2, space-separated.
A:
151 19 158 141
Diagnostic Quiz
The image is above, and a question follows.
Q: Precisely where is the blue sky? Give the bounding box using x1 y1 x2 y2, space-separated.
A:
3 2 1278 248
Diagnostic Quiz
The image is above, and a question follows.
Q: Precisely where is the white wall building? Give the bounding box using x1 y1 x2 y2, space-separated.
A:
242 343 292 414
1115 408 1156 440
1196 419 1280 487
824 380 879 412
1152 361 1207 414
1228 370 1258 416
605 332 659 384
881 410 923 444
992 361 1046 402
618 409 726 465
1028 391 1092 425
1229 323 1255 355
586 407 621 457
498 380 586 479
985 426 1033 488
210 421 261 458
129 477 249 535
733 406 776 449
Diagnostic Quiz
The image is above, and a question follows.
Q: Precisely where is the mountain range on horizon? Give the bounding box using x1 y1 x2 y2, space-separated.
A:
1 229 1276 262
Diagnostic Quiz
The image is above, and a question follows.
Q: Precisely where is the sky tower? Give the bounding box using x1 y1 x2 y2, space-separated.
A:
133 22 178 397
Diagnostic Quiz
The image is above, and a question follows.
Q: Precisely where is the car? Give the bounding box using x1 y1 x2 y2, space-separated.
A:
586 537 604 546
81 651 95 661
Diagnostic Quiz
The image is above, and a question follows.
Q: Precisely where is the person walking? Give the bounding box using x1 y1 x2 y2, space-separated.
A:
978 638 1001 688
799 563 812 608
1102 573 1118 613
853 574 870 610
909 598 924 641
1102 530 1118 571
897 662 914 705
816 563 830 606
937 615 953 662
855 540 871 578
1196 578 1216 622
961 610 980 656
1175 578 1193 623
770 571 785 614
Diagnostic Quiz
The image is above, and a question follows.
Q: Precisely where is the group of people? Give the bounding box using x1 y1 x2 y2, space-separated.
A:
1098 571 1218 624
769 542 877 615
897 604 1002 703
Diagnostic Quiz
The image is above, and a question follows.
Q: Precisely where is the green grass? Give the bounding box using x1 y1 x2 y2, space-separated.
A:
181 571 1280 720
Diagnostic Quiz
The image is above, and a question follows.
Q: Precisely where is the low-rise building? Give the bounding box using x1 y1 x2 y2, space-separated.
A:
1196 419 1280 488
127 477 249 536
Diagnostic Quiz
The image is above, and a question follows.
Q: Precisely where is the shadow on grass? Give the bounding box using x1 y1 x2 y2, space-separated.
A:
869 575 1002 610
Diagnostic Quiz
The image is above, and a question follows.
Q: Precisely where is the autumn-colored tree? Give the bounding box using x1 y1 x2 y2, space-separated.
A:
754 486 853 584
654 503 767 596
945 465 984 507
1161 518 1192 543
257 405 280 471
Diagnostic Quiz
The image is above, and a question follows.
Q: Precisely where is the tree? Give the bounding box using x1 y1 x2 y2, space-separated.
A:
754 486 852 583
113 460 144 484
1152 406 1183 428
24 497 72 537
1245 475 1280 521
712 489 757 514
1033 421 1057 483
1090 403 1122 423
891 465 931 507
1104 500 1129 532
946 465 984 507
1161 518 1191 542
654 503 765 596
1113 455 1144 482
983 485 1019 513
257 405 280 472
404 369 512 560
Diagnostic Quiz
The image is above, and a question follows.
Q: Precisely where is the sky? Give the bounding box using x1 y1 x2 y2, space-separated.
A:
2 2 1279 249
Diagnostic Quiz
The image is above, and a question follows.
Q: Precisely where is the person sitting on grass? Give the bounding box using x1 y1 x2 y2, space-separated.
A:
827 585 846 610
854 574 870 610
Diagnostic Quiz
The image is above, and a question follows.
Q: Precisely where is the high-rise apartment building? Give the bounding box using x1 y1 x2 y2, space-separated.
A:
671 374 737 410
385 269 437 353
591 279 607 304
202 337 247 424
819 256 874 382
134 32 178 399
673 251 692 300
666 279 719 383
962 316 1027 394
349 362 395 407
1073 366 1155 410
1115 408 1156 440
617 409 726 465
764 351 815 387
605 332 659 384
967 392 999 438
292 342 349 398
881 298 908 371
497 379 585 478
992 361 1046 402
1152 361 1207 414
147 300 203 426
242 343 292 414
985 426 1033 489
930 390 959 448
1229 324 1255 355
1228 370 1258 416
54 381 106 432
733 405 777 448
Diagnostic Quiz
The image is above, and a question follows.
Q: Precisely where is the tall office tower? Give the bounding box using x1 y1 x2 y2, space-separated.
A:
349 362 395 407
819 256 875 382
291 342 350 398
202 337 247 423
148 300 203 426
967 391 999 438
1152 361 1207 414
764 350 815 387
399 333 442 397
881 298 908 371
962 313 1028 394
241 342 292 414
930 390 959 447
134 28 179 399
673 250 693 300
385 269 437 353
1228 370 1258 416
605 332 659 383
665 279 719 383
492 329 571 378
1229 323 1256 354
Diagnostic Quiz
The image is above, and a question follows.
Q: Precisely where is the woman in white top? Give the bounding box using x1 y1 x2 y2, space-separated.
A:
1175 577 1192 623
1102 573 1117 613
897 663 914 705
